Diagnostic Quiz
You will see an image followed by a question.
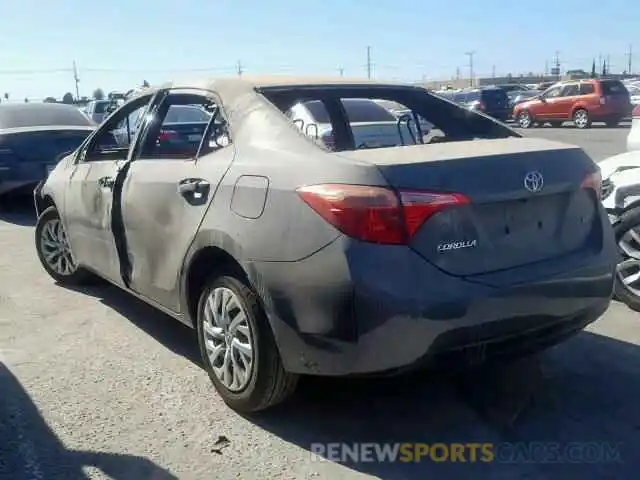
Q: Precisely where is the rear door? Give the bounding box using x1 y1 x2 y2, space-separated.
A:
554 83 580 119
63 93 156 284
116 89 235 311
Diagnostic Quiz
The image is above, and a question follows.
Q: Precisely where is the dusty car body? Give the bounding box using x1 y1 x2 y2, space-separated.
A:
33 76 617 412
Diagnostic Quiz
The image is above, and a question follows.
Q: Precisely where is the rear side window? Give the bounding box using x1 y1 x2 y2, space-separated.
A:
600 80 628 95
579 83 595 95
92 102 109 114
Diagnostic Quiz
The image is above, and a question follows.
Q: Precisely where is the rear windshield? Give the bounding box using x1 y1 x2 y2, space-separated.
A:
0 105 94 129
260 85 519 152
481 89 509 102
164 105 211 123
92 102 110 114
600 80 628 95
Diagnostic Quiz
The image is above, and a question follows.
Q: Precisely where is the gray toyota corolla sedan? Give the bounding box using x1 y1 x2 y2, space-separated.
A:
33 76 617 413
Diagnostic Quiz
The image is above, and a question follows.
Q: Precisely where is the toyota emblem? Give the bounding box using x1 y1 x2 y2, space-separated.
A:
524 171 544 193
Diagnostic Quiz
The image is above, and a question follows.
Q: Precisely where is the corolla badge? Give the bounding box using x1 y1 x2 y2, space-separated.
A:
437 239 477 252
524 171 544 193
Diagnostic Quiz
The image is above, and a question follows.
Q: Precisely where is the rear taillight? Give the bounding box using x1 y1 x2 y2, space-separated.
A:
632 105 640 118
581 170 602 198
296 184 470 245
158 130 178 141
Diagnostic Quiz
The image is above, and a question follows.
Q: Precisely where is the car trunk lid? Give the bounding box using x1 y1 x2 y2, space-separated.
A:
334 138 601 277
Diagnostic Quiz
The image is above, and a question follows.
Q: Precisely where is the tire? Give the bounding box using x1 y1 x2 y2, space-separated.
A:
613 206 640 310
517 110 533 128
35 206 94 285
572 109 591 129
196 274 298 413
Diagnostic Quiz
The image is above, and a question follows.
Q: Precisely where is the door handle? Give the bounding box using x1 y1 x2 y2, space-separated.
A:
98 176 115 189
178 178 210 195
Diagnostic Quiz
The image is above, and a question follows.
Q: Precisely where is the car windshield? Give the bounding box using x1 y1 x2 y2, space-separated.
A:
164 105 211 123
0 104 94 129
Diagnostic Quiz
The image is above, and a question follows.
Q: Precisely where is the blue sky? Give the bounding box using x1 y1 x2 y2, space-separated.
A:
1 0 638 100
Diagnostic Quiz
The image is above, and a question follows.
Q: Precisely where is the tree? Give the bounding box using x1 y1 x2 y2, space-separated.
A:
591 59 597 78
43 97 57 103
92 88 105 100
142 80 150 88
24 98 29 103
62 92 74 104
602 60 607 77
3 93 8 100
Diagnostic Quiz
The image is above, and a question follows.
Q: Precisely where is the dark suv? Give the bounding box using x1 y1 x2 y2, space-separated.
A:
451 87 511 121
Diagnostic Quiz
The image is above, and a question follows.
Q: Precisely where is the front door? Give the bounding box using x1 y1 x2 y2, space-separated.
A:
116 89 235 311
63 93 156 284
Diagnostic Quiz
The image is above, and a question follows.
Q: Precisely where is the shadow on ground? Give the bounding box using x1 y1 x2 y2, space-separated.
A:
66 282 201 366
247 332 640 479
0 362 178 480
0 195 37 227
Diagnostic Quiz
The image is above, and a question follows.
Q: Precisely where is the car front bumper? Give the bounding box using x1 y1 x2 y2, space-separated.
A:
252 234 616 377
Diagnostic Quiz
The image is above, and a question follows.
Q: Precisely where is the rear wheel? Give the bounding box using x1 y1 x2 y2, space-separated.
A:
35 206 93 285
517 110 533 128
614 206 640 310
573 109 591 129
196 274 298 413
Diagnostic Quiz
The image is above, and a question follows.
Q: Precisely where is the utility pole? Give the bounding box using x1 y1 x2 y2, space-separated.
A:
627 44 633 74
544 60 549 77
236 60 243 77
464 51 475 87
455 67 460 80
72 61 80 100
553 51 560 80
607 54 611 73
366 46 372 79
491 65 496 79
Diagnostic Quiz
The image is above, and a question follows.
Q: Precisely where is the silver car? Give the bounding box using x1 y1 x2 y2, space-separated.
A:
33 77 615 413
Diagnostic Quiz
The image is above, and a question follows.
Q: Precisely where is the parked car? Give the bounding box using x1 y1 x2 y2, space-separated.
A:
33 77 616 413
286 98 421 149
513 79 632 129
111 103 211 148
0 103 95 196
628 104 640 151
445 87 512 122
84 100 115 124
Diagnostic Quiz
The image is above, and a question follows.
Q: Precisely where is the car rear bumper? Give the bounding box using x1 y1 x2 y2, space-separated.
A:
252 235 616 376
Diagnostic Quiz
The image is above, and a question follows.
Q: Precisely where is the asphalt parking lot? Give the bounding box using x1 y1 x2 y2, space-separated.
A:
1 126 639 480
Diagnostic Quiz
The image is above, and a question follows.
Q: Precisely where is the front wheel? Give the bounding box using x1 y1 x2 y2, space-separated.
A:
35 206 93 285
573 109 591 129
613 206 640 310
197 274 298 413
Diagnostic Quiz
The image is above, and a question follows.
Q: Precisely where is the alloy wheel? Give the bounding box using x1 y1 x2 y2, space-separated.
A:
39 218 77 276
518 112 532 128
202 287 254 392
617 226 640 297
573 110 589 128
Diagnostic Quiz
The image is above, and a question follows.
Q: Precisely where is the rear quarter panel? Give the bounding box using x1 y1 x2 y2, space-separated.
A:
199 143 388 262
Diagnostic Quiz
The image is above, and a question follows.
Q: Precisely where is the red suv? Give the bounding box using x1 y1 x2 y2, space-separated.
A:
513 79 631 129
